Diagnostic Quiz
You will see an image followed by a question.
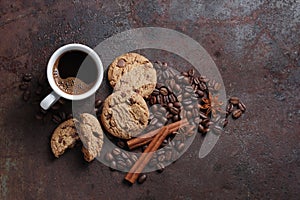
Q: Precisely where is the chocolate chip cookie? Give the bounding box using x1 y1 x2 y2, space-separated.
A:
51 118 80 158
108 53 153 88
78 113 104 162
101 90 149 139
114 63 157 98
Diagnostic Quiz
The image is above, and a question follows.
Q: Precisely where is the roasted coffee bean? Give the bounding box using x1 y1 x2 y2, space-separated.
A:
169 94 177 103
232 109 242 119
125 159 133 167
137 174 147 184
173 84 181 93
162 71 170 79
198 124 205 133
121 152 129 160
185 105 194 111
167 102 173 108
150 118 158 126
172 150 179 161
150 104 159 113
23 90 31 102
117 160 126 170
112 148 121 156
95 99 102 108
199 82 207 91
170 107 179 115
213 125 223 134
52 114 62 124
182 100 192 106
51 103 60 110
19 82 29 90
221 118 228 128
159 87 169 96
199 111 208 119
167 113 173 119
184 86 194 93
157 154 166 162
163 95 169 104
177 94 182 102
105 152 114 162
150 96 157 105
226 103 234 113
157 115 168 124
186 111 193 119
117 141 126 149
188 69 195 76
152 89 160 97
173 102 181 108
23 73 32 82
196 90 204 97
181 71 189 77
156 163 165 173
172 115 179 122
183 77 190 84
183 92 191 99
59 111 66 121
238 102 246 112
177 143 185 152
229 97 240 105
131 154 138 162
165 151 172 161
157 95 162 104
214 82 222 91
199 76 209 83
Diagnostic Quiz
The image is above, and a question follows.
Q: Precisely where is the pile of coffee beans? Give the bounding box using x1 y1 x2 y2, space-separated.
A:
226 97 246 119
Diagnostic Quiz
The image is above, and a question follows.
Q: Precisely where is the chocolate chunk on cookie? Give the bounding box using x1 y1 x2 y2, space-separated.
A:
108 53 153 87
114 63 157 98
51 118 80 158
79 113 104 162
101 90 149 139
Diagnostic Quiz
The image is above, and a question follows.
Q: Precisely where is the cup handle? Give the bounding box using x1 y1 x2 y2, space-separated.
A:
40 91 61 110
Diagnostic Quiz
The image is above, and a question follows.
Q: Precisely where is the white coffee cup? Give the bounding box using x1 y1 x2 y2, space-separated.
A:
40 43 103 110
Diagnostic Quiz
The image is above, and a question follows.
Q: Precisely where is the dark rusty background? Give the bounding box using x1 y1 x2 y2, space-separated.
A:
0 0 299 199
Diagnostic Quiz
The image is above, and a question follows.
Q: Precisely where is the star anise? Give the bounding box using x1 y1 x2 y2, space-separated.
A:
199 93 224 117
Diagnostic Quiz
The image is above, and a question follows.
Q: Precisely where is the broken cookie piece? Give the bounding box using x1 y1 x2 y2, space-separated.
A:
51 118 80 158
79 113 104 162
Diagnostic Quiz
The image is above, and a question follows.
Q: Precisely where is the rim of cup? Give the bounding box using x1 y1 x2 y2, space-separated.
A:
47 43 103 100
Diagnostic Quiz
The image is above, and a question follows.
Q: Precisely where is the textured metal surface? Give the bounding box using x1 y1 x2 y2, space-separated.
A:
0 0 299 199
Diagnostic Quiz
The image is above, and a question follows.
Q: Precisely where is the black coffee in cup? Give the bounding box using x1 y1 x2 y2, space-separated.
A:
52 51 98 95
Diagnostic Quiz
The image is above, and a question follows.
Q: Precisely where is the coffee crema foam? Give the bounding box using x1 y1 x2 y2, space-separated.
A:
53 68 93 95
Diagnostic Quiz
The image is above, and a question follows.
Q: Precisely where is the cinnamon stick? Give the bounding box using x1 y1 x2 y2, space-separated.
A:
127 118 189 150
124 126 169 184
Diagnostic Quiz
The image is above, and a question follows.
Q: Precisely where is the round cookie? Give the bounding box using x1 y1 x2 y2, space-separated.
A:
101 90 149 139
78 113 104 162
51 118 80 158
114 63 157 98
108 53 153 87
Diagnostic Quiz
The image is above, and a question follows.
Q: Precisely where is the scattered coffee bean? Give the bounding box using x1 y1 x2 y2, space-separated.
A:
159 87 169 96
105 152 114 162
125 159 133 167
137 174 147 184
52 114 62 124
176 143 185 152
51 102 61 110
229 97 239 105
156 163 165 173
23 90 31 102
188 69 195 76
232 109 242 119
226 103 234 114
238 101 246 112
117 160 126 170
112 148 121 156
23 73 32 82
59 111 66 121
19 82 29 90
117 141 126 149
95 99 102 108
